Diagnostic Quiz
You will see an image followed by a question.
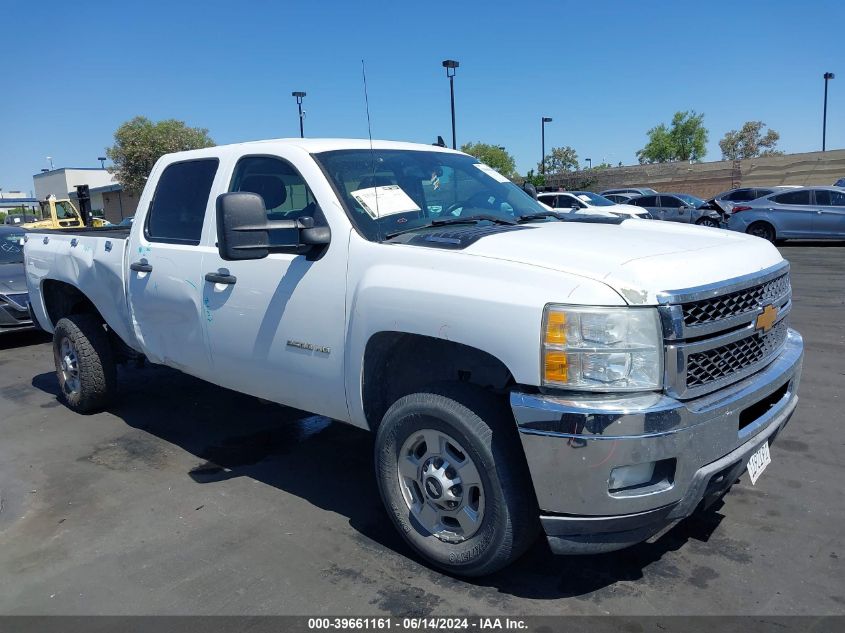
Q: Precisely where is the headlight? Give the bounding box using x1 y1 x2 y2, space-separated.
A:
542 305 663 391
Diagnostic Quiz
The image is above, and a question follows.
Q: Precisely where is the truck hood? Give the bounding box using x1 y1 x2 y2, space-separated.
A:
0 262 27 294
461 220 782 304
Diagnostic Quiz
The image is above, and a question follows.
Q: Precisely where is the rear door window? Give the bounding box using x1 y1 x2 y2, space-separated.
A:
771 190 811 205
631 195 658 207
659 196 683 208
146 159 219 245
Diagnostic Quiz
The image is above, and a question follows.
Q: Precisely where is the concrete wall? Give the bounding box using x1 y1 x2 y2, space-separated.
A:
545 149 845 198
101 189 139 223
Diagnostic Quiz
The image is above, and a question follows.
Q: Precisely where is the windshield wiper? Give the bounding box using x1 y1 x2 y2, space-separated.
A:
516 211 565 223
384 214 516 239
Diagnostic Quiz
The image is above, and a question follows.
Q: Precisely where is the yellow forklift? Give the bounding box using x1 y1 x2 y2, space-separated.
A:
23 186 109 230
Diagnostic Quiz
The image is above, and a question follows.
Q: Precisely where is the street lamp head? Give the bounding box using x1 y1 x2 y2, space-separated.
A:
824 72 835 80
442 59 459 77
292 91 306 97
542 117 553 123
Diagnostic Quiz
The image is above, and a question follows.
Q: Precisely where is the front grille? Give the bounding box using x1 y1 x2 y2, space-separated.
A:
686 319 789 388
682 273 790 326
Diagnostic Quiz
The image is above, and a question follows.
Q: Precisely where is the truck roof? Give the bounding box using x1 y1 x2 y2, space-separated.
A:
162 138 464 162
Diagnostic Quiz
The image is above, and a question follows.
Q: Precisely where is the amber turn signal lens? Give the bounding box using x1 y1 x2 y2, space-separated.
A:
544 350 568 383
545 310 567 345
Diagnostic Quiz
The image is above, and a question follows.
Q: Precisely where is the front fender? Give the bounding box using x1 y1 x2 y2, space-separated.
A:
343 238 626 428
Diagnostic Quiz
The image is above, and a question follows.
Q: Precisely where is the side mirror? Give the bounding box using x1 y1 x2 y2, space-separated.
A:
216 192 330 262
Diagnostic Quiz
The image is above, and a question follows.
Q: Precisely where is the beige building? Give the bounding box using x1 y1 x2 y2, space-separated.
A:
33 167 116 213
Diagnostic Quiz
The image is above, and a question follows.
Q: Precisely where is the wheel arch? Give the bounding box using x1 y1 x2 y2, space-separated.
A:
41 279 103 328
40 279 135 360
361 331 516 432
747 219 777 240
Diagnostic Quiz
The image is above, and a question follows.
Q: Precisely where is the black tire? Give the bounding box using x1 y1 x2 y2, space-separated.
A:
695 217 719 228
374 383 538 577
52 314 117 413
747 221 776 243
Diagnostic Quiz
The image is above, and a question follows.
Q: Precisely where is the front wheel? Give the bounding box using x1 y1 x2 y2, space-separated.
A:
747 221 776 243
53 314 117 413
374 385 538 577
695 217 720 228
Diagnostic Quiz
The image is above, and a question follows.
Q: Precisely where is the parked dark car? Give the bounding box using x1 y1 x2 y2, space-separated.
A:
627 193 723 226
3 213 38 225
834 178 845 187
727 186 845 242
0 226 34 333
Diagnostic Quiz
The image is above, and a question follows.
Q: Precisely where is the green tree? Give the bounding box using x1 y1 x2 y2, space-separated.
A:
460 142 517 178
719 121 782 160
637 111 708 164
106 116 215 194
523 169 545 187
539 146 579 174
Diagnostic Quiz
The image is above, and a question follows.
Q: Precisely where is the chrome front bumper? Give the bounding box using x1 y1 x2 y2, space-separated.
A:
511 329 804 553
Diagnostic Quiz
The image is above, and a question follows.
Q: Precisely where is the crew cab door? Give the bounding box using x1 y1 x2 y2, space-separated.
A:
126 158 221 379
199 152 349 421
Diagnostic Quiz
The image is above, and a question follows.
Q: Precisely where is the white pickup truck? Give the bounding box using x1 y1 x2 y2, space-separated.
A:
24 139 803 576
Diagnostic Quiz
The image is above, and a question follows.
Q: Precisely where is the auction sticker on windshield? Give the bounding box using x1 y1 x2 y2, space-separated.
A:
747 442 772 485
473 163 510 183
350 185 421 219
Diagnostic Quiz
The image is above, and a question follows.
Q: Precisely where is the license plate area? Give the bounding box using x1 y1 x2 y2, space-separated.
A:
746 442 772 485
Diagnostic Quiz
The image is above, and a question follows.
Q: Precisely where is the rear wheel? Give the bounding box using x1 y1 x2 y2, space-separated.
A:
53 314 116 413
375 384 538 577
747 221 776 242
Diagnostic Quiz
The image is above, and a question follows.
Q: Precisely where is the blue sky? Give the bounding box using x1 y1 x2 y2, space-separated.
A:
1 0 843 193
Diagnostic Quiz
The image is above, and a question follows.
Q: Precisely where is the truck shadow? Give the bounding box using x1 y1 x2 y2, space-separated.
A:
0 330 50 350
31 362 725 600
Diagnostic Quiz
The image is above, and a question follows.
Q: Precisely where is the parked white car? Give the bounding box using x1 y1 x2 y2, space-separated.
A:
538 191 652 219
25 139 803 576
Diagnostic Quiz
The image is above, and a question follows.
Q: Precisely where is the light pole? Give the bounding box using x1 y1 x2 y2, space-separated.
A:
46 156 54 170
585 158 592 169
823 72 835 151
98 156 107 169
541 117 552 174
442 60 459 149
292 91 306 138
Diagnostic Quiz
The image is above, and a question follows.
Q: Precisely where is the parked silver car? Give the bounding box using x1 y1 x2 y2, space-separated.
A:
599 187 657 197
627 193 723 226
0 226 34 333
708 186 796 216
727 186 845 241
602 192 638 204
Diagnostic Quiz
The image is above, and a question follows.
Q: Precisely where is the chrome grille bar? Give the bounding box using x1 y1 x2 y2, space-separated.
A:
658 261 793 399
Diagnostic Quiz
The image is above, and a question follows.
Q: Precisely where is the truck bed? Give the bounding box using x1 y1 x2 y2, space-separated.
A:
24 228 138 351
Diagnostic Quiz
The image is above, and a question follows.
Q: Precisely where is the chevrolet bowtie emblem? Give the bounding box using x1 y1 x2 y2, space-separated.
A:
755 304 778 333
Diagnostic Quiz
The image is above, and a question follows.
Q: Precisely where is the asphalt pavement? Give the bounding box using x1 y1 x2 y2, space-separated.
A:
0 243 843 615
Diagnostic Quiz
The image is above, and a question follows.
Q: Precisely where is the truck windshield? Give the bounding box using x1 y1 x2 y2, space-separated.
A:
313 149 549 241
0 231 25 264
